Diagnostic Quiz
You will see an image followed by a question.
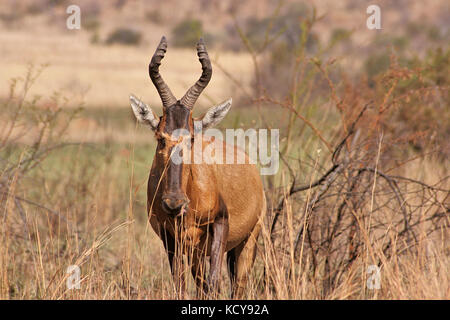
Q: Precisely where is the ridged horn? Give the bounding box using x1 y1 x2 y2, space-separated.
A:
149 36 177 108
180 38 212 109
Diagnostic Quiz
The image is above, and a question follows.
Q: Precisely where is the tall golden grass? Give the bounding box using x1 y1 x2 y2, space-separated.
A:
0 2 448 300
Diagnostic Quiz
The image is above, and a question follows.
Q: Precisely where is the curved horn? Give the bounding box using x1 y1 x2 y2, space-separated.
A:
180 38 212 109
149 36 177 108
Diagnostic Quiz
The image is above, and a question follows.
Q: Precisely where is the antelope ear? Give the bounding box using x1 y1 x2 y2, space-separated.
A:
200 98 232 129
130 94 159 131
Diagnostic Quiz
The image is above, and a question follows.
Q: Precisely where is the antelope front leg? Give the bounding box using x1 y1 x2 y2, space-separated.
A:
208 200 229 297
160 227 186 299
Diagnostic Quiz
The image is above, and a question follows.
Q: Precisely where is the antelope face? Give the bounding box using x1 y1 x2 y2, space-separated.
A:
156 102 192 215
129 37 232 216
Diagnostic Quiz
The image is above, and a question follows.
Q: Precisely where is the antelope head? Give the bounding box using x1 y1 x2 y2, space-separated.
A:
130 36 232 216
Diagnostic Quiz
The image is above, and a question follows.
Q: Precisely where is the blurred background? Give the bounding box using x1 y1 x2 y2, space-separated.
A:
0 0 448 299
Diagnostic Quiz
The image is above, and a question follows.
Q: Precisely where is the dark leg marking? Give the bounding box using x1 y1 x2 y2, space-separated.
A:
208 195 229 297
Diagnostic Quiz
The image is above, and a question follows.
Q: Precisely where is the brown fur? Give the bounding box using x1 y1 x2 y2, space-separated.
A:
148 134 265 298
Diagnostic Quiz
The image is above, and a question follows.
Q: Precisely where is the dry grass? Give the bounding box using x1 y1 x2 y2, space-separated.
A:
0 154 447 299
0 0 448 300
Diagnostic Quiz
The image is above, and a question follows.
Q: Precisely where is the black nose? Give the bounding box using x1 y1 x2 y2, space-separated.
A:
162 193 189 214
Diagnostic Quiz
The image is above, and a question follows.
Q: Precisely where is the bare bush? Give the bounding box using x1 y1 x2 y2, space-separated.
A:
221 2 449 299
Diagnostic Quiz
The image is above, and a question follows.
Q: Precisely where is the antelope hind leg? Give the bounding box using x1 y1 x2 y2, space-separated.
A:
208 200 229 297
231 222 261 299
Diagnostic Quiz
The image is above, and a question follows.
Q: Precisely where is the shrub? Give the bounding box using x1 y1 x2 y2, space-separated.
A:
364 53 390 81
84 16 101 32
329 28 352 47
105 28 142 46
90 31 100 44
172 19 203 47
145 9 163 24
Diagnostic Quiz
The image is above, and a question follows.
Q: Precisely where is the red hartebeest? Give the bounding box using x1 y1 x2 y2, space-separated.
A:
129 37 265 299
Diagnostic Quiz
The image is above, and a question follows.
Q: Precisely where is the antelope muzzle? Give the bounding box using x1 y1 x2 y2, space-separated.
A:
162 192 189 216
